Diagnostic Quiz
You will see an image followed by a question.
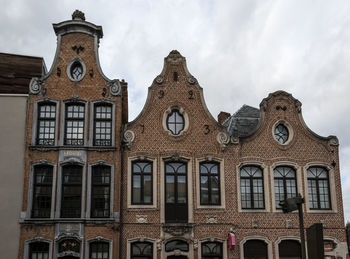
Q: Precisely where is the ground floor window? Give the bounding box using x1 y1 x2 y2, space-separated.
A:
201 241 223 259
131 242 153 259
29 242 49 259
244 239 268 259
90 241 109 259
278 240 301 259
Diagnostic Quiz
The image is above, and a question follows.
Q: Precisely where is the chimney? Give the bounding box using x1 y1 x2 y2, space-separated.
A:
121 79 128 124
218 111 231 124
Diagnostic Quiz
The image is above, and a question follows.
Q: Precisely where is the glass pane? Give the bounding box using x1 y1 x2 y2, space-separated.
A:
133 175 141 203
177 175 186 203
166 176 175 203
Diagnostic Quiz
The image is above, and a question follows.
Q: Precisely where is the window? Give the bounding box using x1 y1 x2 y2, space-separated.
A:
61 165 82 218
278 240 301 259
29 242 49 259
274 123 289 144
32 165 53 218
36 103 56 145
131 242 153 259
58 239 80 253
132 161 152 205
244 240 268 259
274 166 297 209
240 166 264 209
94 104 112 146
165 240 189 252
91 165 111 218
90 242 109 259
70 61 83 80
201 242 223 259
200 162 220 205
64 103 85 145
166 109 184 135
307 167 331 210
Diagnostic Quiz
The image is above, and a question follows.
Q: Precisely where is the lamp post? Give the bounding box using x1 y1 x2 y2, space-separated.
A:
279 194 306 259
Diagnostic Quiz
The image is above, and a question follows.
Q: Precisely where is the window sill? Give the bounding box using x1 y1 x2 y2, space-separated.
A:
20 218 118 224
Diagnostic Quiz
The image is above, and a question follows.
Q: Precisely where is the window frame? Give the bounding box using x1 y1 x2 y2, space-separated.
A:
240 165 265 210
92 102 114 147
24 239 52 259
66 57 86 82
199 161 221 206
131 160 153 205
201 241 223 259
128 157 157 209
36 102 57 146
31 99 59 146
31 165 54 218
273 166 298 210
162 106 189 137
307 166 332 210
86 238 113 259
166 109 185 135
130 241 154 259
27 161 57 219
127 238 156 259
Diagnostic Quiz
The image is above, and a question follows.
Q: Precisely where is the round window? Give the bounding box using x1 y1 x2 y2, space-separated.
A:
166 109 184 135
274 123 289 144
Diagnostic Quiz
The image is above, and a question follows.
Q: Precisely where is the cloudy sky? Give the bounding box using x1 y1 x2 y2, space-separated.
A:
1 0 350 222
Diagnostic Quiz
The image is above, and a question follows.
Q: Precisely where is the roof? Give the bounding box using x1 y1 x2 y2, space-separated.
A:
222 104 261 137
0 53 46 94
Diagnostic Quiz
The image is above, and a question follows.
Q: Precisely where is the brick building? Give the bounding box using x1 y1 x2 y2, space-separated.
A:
18 11 126 259
15 10 348 259
121 50 348 258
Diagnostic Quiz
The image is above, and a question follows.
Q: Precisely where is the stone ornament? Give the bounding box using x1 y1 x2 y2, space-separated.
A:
108 80 122 96
123 130 135 149
162 225 192 236
72 10 85 21
155 75 163 84
206 215 218 224
187 76 197 85
136 215 148 224
286 219 293 229
216 132 230 150
329 137 339 146
29 77 42 95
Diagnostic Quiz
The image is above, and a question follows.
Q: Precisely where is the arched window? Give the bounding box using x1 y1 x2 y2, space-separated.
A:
243 240 268 259
166 109 184 135
240 166 264 209
278 240 301 259
274 124 289 144
29 242 49 259
132 161 153 205
200 162 220 205
89 241 109 259
201 242 223 259
307 167 331 210
131 242 153 259
274 166 297 209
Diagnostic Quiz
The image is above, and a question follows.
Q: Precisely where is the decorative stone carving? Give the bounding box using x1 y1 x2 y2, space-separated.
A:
216 132 230 150
162 225 193 236
108 80 122 96
231 137 239 145
252 219 258 228
136 215 148 224
206 215 217 224
29 77 42 95
286 219 293 229
295 100 302 113
187 76 197 85
72 10 85 21
123 130 135 149
156 240 162 250
329 137 339 146
193 239 198 250
155 75 163 84
320 219 326 228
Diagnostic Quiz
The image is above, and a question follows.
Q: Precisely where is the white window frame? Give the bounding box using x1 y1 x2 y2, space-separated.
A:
237 161 270 212
196 156 225 209
86 161 114 219
270 162 303 213
26 160 57 219
127 156 157 209
31 98 59 146
304 162 337 213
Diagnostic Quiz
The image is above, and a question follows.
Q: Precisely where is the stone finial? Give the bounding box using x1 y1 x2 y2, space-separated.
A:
72 10 86 21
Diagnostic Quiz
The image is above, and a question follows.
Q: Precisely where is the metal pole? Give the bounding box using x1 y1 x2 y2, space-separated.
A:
298 202 307 259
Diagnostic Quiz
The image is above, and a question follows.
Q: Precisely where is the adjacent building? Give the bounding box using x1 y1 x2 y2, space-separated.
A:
18 11 126 259
0 52 46 259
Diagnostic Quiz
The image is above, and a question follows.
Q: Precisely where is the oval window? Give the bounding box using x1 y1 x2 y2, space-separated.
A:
70 61 83 80
274 123 289 144
166 109 184 135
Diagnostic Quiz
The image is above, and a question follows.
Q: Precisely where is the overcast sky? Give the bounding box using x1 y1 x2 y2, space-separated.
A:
1 0 350 223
